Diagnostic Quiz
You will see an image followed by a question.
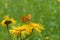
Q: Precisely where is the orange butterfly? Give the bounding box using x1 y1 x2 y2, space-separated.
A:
21 14 31 22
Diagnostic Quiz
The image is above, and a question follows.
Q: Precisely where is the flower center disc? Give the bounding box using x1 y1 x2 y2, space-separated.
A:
5 20 11 25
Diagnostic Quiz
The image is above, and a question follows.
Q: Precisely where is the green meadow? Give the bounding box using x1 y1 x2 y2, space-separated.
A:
0 0 60 40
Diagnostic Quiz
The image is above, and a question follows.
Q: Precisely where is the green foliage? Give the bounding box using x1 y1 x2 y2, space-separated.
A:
0 0 60 40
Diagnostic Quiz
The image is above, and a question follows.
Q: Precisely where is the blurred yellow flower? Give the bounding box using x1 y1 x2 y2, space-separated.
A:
25 28 32 35
16 26 26 31
29 22 44 32
1 16 16 27
21 29 32 37
9 29 16 34
16 25 32 34
9 29 20 36
10 25 32 36
58 0 60 2
45 36 49 40
9 22 44 37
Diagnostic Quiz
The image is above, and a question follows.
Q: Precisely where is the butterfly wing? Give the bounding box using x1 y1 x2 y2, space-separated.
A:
21 16 28 22
21 16 25 22
21 14 31 22
26 13 31 20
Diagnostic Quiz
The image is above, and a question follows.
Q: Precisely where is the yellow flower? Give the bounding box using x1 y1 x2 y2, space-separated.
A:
29 22 44 32
1 16 16 27
25 28 32 35
21 29 32 37
16 26 26 31
15 25 33 35
9 25 31 36
9 29 16 34
21 25 33 34
9 22 44 36
45 36 49 40
10 18 16 24
9 29 20 36
16 25 30 31
58 0 60 2
1 20 6 27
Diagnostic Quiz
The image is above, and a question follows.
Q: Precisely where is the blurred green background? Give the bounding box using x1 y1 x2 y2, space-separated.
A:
0 0 60 40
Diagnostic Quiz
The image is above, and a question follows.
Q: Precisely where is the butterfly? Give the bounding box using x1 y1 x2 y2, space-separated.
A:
20 14 31 22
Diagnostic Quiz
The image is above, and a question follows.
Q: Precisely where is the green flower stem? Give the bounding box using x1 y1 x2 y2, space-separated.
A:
17 35 19 40
6 24 11 40
20 32 23 40
20 32 22 40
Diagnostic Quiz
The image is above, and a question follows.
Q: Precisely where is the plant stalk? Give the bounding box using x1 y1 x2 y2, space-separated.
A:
6 24 11 40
